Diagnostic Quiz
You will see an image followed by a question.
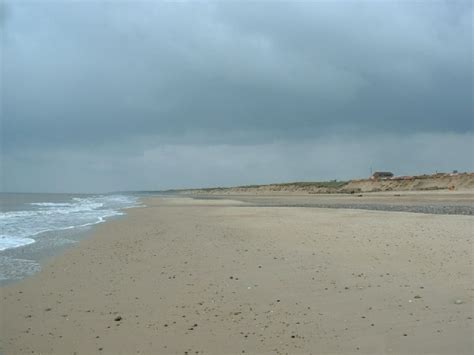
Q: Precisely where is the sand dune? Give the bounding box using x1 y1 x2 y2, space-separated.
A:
174 173 474 195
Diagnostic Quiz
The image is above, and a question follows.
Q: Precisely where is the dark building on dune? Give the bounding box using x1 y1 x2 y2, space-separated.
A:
371 171 394 180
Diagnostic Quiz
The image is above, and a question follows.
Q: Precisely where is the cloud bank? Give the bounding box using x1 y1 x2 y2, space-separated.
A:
1 1 473 192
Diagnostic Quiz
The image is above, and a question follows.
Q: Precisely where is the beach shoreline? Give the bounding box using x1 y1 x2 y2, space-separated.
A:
0 194 140 285
1 196 472 354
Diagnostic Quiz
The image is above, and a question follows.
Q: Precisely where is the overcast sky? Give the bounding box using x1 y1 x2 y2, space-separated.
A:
1 0 473 193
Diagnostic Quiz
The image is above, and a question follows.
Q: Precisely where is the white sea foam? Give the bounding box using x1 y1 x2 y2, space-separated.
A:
0 195 139 251
0 237 36 251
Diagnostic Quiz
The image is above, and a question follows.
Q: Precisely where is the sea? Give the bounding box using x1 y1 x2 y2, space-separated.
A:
0 193 141 284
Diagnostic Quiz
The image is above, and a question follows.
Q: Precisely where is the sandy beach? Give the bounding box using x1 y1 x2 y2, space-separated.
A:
1 196 473 354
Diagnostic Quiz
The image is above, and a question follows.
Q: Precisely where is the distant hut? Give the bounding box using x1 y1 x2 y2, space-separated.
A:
371 171 394 180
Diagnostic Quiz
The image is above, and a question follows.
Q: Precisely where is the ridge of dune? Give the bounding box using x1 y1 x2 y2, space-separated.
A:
172 172 474 195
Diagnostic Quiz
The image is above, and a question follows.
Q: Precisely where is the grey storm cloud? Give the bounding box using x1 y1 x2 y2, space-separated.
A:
1 0 473 192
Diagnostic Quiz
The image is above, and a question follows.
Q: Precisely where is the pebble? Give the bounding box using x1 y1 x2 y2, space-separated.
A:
281 203 473 215
114 316 122 321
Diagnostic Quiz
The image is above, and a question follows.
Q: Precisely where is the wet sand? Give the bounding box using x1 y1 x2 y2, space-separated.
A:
1 196 473 354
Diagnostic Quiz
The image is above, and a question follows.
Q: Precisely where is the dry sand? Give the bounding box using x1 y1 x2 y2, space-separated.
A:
1 196 473 354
